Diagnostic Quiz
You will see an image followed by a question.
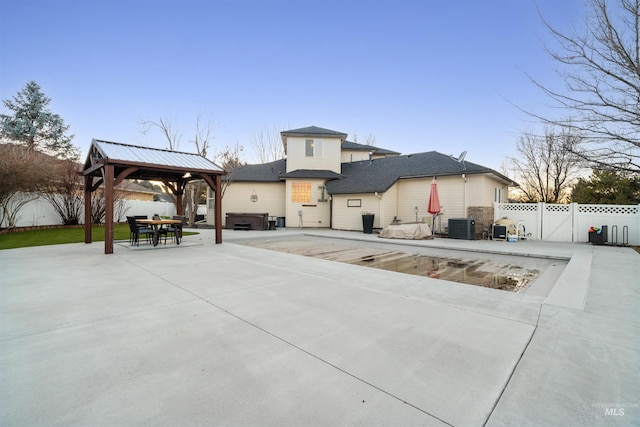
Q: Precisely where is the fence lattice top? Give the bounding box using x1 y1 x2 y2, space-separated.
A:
578 205 638 215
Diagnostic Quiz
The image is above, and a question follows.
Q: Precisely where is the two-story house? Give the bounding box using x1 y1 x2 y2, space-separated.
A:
207 125 516 234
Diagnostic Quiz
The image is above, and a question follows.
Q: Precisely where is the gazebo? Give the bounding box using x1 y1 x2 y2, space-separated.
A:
81 139 225 254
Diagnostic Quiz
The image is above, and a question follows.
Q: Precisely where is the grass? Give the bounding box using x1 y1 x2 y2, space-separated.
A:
0 224 198 250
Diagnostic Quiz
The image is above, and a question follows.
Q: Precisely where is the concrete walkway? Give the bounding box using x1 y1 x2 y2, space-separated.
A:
1 229 638 426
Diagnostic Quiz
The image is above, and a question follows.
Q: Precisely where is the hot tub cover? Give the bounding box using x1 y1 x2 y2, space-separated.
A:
378 223 433 240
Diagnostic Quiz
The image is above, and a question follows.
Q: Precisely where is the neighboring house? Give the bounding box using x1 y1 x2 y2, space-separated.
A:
117 181 162 201
208 126 517 234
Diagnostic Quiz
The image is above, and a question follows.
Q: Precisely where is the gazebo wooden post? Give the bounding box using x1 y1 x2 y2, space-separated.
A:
84 176 92 244
215 174 222 244
176 180 185 216
104 164 114 254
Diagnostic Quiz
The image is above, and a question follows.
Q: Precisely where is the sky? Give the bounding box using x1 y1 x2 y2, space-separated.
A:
0 0 586 170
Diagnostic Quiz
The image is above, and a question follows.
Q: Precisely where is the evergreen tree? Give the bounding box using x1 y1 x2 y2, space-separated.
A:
0 81 77 159
571 169 640 204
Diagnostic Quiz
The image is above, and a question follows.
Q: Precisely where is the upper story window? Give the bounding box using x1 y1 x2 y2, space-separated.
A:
305 139 323 158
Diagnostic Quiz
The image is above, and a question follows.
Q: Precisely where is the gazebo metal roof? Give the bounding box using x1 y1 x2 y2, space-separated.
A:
84 139 224 180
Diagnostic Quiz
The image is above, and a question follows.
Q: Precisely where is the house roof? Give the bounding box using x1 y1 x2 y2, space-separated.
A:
229 159 286 182
118 181 159 194
281 126 348 139
226 150 517 194
283 169 343 179
325 151 517 195
341 140 400 155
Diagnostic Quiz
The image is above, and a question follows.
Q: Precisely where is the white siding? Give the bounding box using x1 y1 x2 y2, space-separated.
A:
285 136 342 173
285 179 331 228
208 182 285 226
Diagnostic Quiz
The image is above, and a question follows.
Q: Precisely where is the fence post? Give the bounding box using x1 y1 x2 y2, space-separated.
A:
537 202 544 240
637 204 640 245
570 202 580 243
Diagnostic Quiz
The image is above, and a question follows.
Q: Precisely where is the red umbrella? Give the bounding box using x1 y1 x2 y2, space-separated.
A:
428 177 441 234
428 177 441 215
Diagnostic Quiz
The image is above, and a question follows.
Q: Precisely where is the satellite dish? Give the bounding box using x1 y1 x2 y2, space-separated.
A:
458 151 467 162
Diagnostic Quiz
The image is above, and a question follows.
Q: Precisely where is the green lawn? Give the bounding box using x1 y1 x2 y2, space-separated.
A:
0 225 197 250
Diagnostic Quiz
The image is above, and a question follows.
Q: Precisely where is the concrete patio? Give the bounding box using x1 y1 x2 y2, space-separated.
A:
1 228 638 426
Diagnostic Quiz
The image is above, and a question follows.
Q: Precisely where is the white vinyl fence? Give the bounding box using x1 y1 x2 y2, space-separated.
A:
494 202 640 246
2 194 176 228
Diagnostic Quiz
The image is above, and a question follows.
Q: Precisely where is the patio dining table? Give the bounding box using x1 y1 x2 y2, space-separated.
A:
136 219 183 246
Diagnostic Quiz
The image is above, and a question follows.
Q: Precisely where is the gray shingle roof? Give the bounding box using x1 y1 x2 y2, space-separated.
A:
341 140 400 155
281 126 347 139
325 151 513 194
229 159 286 182
226 151 516 193
283 169 343 179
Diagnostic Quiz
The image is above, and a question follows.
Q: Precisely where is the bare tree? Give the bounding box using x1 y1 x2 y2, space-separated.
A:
212 141 246 199
141 115 218 226
509 128 585 203
0 144 49 228
1 82 78 228
252 124 285 163
351 132 377 146
40 159 83 225
530 0 640 173
140 117 182 150
90 192 105 224
185 115 216 225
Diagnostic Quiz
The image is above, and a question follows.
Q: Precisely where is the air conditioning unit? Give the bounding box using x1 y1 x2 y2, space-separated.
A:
448 218 475 240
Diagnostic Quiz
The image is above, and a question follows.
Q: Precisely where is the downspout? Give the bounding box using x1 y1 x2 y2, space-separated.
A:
329 194 333 229
374 191 382 228
461 174 468 217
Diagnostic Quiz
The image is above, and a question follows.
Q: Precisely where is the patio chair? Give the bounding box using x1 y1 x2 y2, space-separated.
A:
126 216 153 246
159 215 186 244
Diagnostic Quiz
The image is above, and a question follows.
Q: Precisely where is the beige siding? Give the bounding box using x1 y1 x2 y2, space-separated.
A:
397 176 467 225
286 136 341 173
207 182 285 226
340 151 391 163
285 179 331 228
332 194 382 231
468 173 510 205
340 150 370 163
380 183 398 226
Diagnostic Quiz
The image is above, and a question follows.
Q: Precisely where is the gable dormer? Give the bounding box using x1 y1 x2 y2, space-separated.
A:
281 126 347 173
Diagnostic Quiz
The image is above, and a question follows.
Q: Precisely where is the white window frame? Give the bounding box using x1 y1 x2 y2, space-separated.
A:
305 139 323 158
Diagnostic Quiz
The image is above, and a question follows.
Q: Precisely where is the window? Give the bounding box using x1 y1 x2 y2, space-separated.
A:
305 139 323 157
494 188 502 202
291 182 311 203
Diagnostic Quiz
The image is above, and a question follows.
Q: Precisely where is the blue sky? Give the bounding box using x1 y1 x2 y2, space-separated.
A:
1 0 585 170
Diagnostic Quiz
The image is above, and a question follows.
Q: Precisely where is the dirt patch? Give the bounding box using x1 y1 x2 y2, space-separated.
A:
245 238 544 292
